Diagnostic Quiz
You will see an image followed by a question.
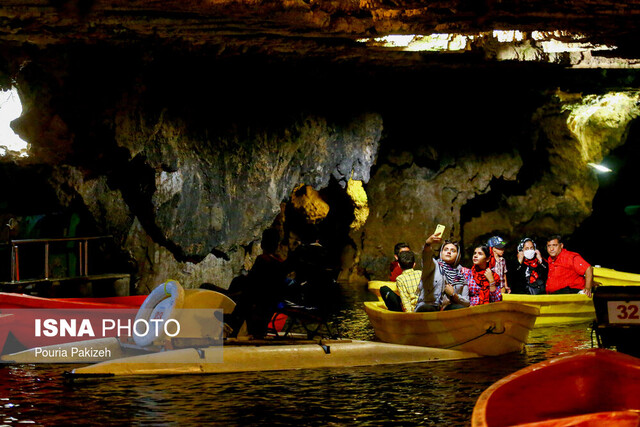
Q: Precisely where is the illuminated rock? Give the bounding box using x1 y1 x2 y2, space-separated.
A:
346 179 369 231
290 184 330 224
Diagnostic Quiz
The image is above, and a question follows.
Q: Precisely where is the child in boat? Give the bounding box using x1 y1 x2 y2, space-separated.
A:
513 237 548 295
469 245 503 306
395 250 422 312
487 236 510 294
415 232 470 312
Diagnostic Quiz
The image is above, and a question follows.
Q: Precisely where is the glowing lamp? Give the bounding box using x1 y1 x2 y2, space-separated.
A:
587 163 613 173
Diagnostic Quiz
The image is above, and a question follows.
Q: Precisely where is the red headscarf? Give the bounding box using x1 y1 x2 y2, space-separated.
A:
472 264 499 305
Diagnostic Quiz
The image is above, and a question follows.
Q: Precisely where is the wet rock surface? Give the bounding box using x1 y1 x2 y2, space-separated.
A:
1 6 640 289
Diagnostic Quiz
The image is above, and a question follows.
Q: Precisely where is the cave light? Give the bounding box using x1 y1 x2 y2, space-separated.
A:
587 163 613 173
357 30 617 56
356 33 470 51
493 30 525 43
0 87 28 157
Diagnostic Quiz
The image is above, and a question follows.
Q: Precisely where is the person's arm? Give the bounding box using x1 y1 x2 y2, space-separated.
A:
573 254 597 297
485 269 503 301
450 283 470 307
462 267 479 306
502 269 511 294
538 260 548 281
583 266 595 297
484 269 497 294
421 233 441 287
443 283 455 308
468 281 479 306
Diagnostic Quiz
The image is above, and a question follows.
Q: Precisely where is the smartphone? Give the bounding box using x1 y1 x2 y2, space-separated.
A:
434 224 446 237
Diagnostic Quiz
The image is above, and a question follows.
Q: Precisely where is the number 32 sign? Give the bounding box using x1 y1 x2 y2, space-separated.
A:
607 301 640 324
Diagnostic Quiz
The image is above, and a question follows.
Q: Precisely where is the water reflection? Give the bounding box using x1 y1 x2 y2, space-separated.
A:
0 283 597 426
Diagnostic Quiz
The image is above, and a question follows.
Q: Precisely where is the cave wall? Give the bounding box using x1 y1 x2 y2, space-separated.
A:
356 88 640 279
1 45 639 290
2 46 383 292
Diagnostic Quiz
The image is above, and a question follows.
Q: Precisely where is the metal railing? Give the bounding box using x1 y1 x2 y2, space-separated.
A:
9 236 112 283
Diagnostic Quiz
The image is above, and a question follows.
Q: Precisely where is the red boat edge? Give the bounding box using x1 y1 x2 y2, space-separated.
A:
0 292 148 355
0 292 148 309
472 349 640 427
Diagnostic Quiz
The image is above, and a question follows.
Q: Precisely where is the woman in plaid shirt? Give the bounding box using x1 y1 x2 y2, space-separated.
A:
468 245 503 306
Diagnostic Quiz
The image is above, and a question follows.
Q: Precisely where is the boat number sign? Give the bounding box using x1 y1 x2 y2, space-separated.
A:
607 301 640 324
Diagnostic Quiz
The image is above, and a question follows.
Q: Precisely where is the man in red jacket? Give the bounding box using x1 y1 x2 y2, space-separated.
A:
545 235 596 297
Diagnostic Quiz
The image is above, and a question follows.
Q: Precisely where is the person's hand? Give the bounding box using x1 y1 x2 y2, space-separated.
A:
502 285 511 294
535 249 543 262
426 232 443 246
440 295 451 311
584 283 593 298
584 280 601 298
517 251 524 264
484 269 495 284
444 283 454 296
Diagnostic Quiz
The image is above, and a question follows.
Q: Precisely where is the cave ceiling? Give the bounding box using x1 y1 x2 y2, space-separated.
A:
1 0 640 68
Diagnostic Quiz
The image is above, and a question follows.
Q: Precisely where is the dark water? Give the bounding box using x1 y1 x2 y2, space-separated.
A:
0 283 595 426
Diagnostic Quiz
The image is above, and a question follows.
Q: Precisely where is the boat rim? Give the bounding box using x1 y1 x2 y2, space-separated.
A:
364 300 540 318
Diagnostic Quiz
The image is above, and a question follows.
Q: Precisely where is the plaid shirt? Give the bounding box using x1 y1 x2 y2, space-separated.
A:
492 257 507 287
464 266 503 306
546 249 590 293
396 268 422 312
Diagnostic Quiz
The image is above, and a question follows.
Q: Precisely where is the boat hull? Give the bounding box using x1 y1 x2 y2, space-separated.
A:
502 293 595 327
0 292 147 354
363 301 538 356
0 292 147 309
471 348 640 427
2 337 482 376
370 281 595 328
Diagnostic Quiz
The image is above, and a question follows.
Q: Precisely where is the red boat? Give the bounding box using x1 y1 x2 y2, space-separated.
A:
0 292 148 310
0 292 147 355
472 349 640 426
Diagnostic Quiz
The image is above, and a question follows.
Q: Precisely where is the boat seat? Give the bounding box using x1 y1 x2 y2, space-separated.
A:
268 300 338 340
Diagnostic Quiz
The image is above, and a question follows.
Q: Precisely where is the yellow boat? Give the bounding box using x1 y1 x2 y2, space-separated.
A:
368 280 395 299
1 335 481 376
372 280 594 328
369 266 640 328
62 339 480 377
499 267 640 327
1 283 483 375
363 301 539 356
502 293 594 327
594 267 640 286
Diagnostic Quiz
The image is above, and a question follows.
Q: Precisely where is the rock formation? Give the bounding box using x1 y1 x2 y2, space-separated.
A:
0 3 639 291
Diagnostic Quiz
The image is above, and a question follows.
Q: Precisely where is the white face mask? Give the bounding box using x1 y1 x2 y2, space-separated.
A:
524 249 536 260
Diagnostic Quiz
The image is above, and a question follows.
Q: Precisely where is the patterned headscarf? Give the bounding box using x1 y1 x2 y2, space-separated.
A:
436 241 466 287
518 238 540 284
